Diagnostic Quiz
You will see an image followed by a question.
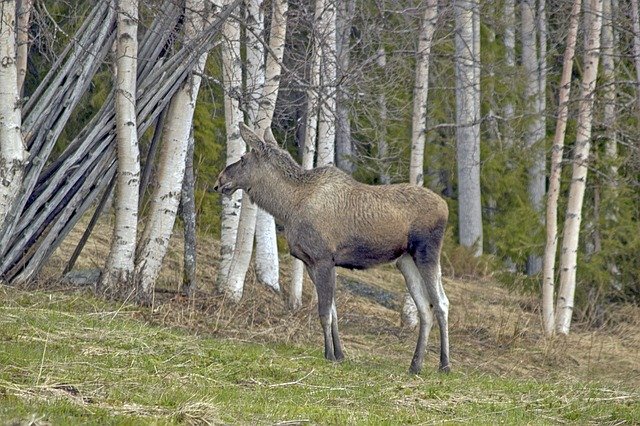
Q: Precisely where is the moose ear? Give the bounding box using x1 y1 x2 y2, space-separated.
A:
239 122 267 152
263 127 278 146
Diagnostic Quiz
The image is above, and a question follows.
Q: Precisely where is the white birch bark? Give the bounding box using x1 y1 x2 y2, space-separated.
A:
542 0 581 337
247 0 280 293
316 0 336 167
455 0 482 255
217 0 244 296
16 0 32 95
377 46 389 185
134 0 210 305
556 0 603 335
0 0 26 231
403 0 438 328
221 0 288 302
503 0 515 146
100 0 140 297
602 0 617 177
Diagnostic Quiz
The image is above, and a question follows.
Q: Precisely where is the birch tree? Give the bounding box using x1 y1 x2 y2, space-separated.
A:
402 0 438 328
217 0 245 298
16 0 32 95
542 0 581 337
99 0 140 298
631 0 640 110
335 0 355 173
0 0 26 231
455 0 482 255
220 0 288 302
556 0 603 335
135 0 212 305
316 0 337 167
503 0 515 146
248 0 281 293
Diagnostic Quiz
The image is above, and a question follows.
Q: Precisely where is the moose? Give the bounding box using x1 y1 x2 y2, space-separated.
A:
214 123 450 374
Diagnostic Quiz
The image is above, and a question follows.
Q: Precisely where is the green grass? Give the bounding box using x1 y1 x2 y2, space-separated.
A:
1 287 638 425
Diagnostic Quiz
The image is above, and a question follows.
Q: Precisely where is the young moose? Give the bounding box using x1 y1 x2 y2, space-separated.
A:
214 123 450 374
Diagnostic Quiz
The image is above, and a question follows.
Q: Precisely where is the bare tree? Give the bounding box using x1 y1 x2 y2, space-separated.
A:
134 0 213 305
99 0 141 298
335 0 355 173
542 0 581 337
0 0 26 232
556 0 603 335
316 0 337 167
455 0 482 255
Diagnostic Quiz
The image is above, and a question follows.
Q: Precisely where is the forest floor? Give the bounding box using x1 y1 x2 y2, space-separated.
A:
1 220 639 424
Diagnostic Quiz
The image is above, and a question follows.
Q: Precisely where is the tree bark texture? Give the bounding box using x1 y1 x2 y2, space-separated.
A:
100 0 141 299
15 0 32 95
335 0 355 173
542 0 581 337
316 0 336 167
556 0 603 335
454 0 482 255
180 129 197 297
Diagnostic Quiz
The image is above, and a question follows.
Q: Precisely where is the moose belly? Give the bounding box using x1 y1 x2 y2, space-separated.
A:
334 239 406 270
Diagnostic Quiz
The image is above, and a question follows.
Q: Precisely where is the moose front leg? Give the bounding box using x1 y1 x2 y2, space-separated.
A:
309 261 344 362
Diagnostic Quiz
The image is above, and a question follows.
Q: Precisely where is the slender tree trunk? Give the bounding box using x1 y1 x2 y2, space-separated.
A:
247 0 280 293
631 0 640 111
16 0 32 95
503 0 515 147
316 0 336 167
455 0 482 255
134 0 211 305
221 0 288 302
556 0 603 335
521 0 546 275
217 0 245 297
335 0 354 173
180 128 197 297
403 0 438 328
377 46 390 184
0 0 26 234
542 0 581 337
99 0 140 298
602 0 617 178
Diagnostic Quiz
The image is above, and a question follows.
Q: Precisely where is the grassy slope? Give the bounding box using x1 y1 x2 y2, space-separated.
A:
1 221 639 425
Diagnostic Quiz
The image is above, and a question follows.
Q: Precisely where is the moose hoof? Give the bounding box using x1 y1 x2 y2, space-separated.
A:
409 364 422 375
439 364 451 374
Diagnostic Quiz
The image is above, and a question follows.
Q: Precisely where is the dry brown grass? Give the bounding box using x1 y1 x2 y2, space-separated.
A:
38 213 640 390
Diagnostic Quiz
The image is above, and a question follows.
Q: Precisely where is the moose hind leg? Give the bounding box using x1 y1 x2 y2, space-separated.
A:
416 260 450 372
397 254 434 374
310 262 341 362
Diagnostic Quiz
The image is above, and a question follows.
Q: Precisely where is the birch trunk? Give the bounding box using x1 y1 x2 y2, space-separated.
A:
542 0 581 337
403 0 438 328
335 0 354 173
377 46 389 185
217 0 245 297
602 0 617 178
16 0 31 95
221 0 288 302
521 0 546 275
316 0 336 167
247 0 280 293
0 0 26 233
135 0 210 305
631 0 640 110
556 0 603 335
180 128 197 297
454 0 482 255
503 0 515 147
100 0 140 298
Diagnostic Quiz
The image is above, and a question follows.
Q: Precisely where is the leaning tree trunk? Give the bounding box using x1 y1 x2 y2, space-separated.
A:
217 0 246 299
134 0 212 305
180 128 197 297
454 0 482 255
541 0 581 337
247 0 281 293
402 0 438 329
99 0 141 299
0 0 26 235
556 0 603 335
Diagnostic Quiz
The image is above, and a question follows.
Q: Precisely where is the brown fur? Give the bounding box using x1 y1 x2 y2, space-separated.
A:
214 124 450 374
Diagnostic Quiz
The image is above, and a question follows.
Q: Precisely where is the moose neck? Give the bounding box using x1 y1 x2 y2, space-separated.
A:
244 164 302 228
